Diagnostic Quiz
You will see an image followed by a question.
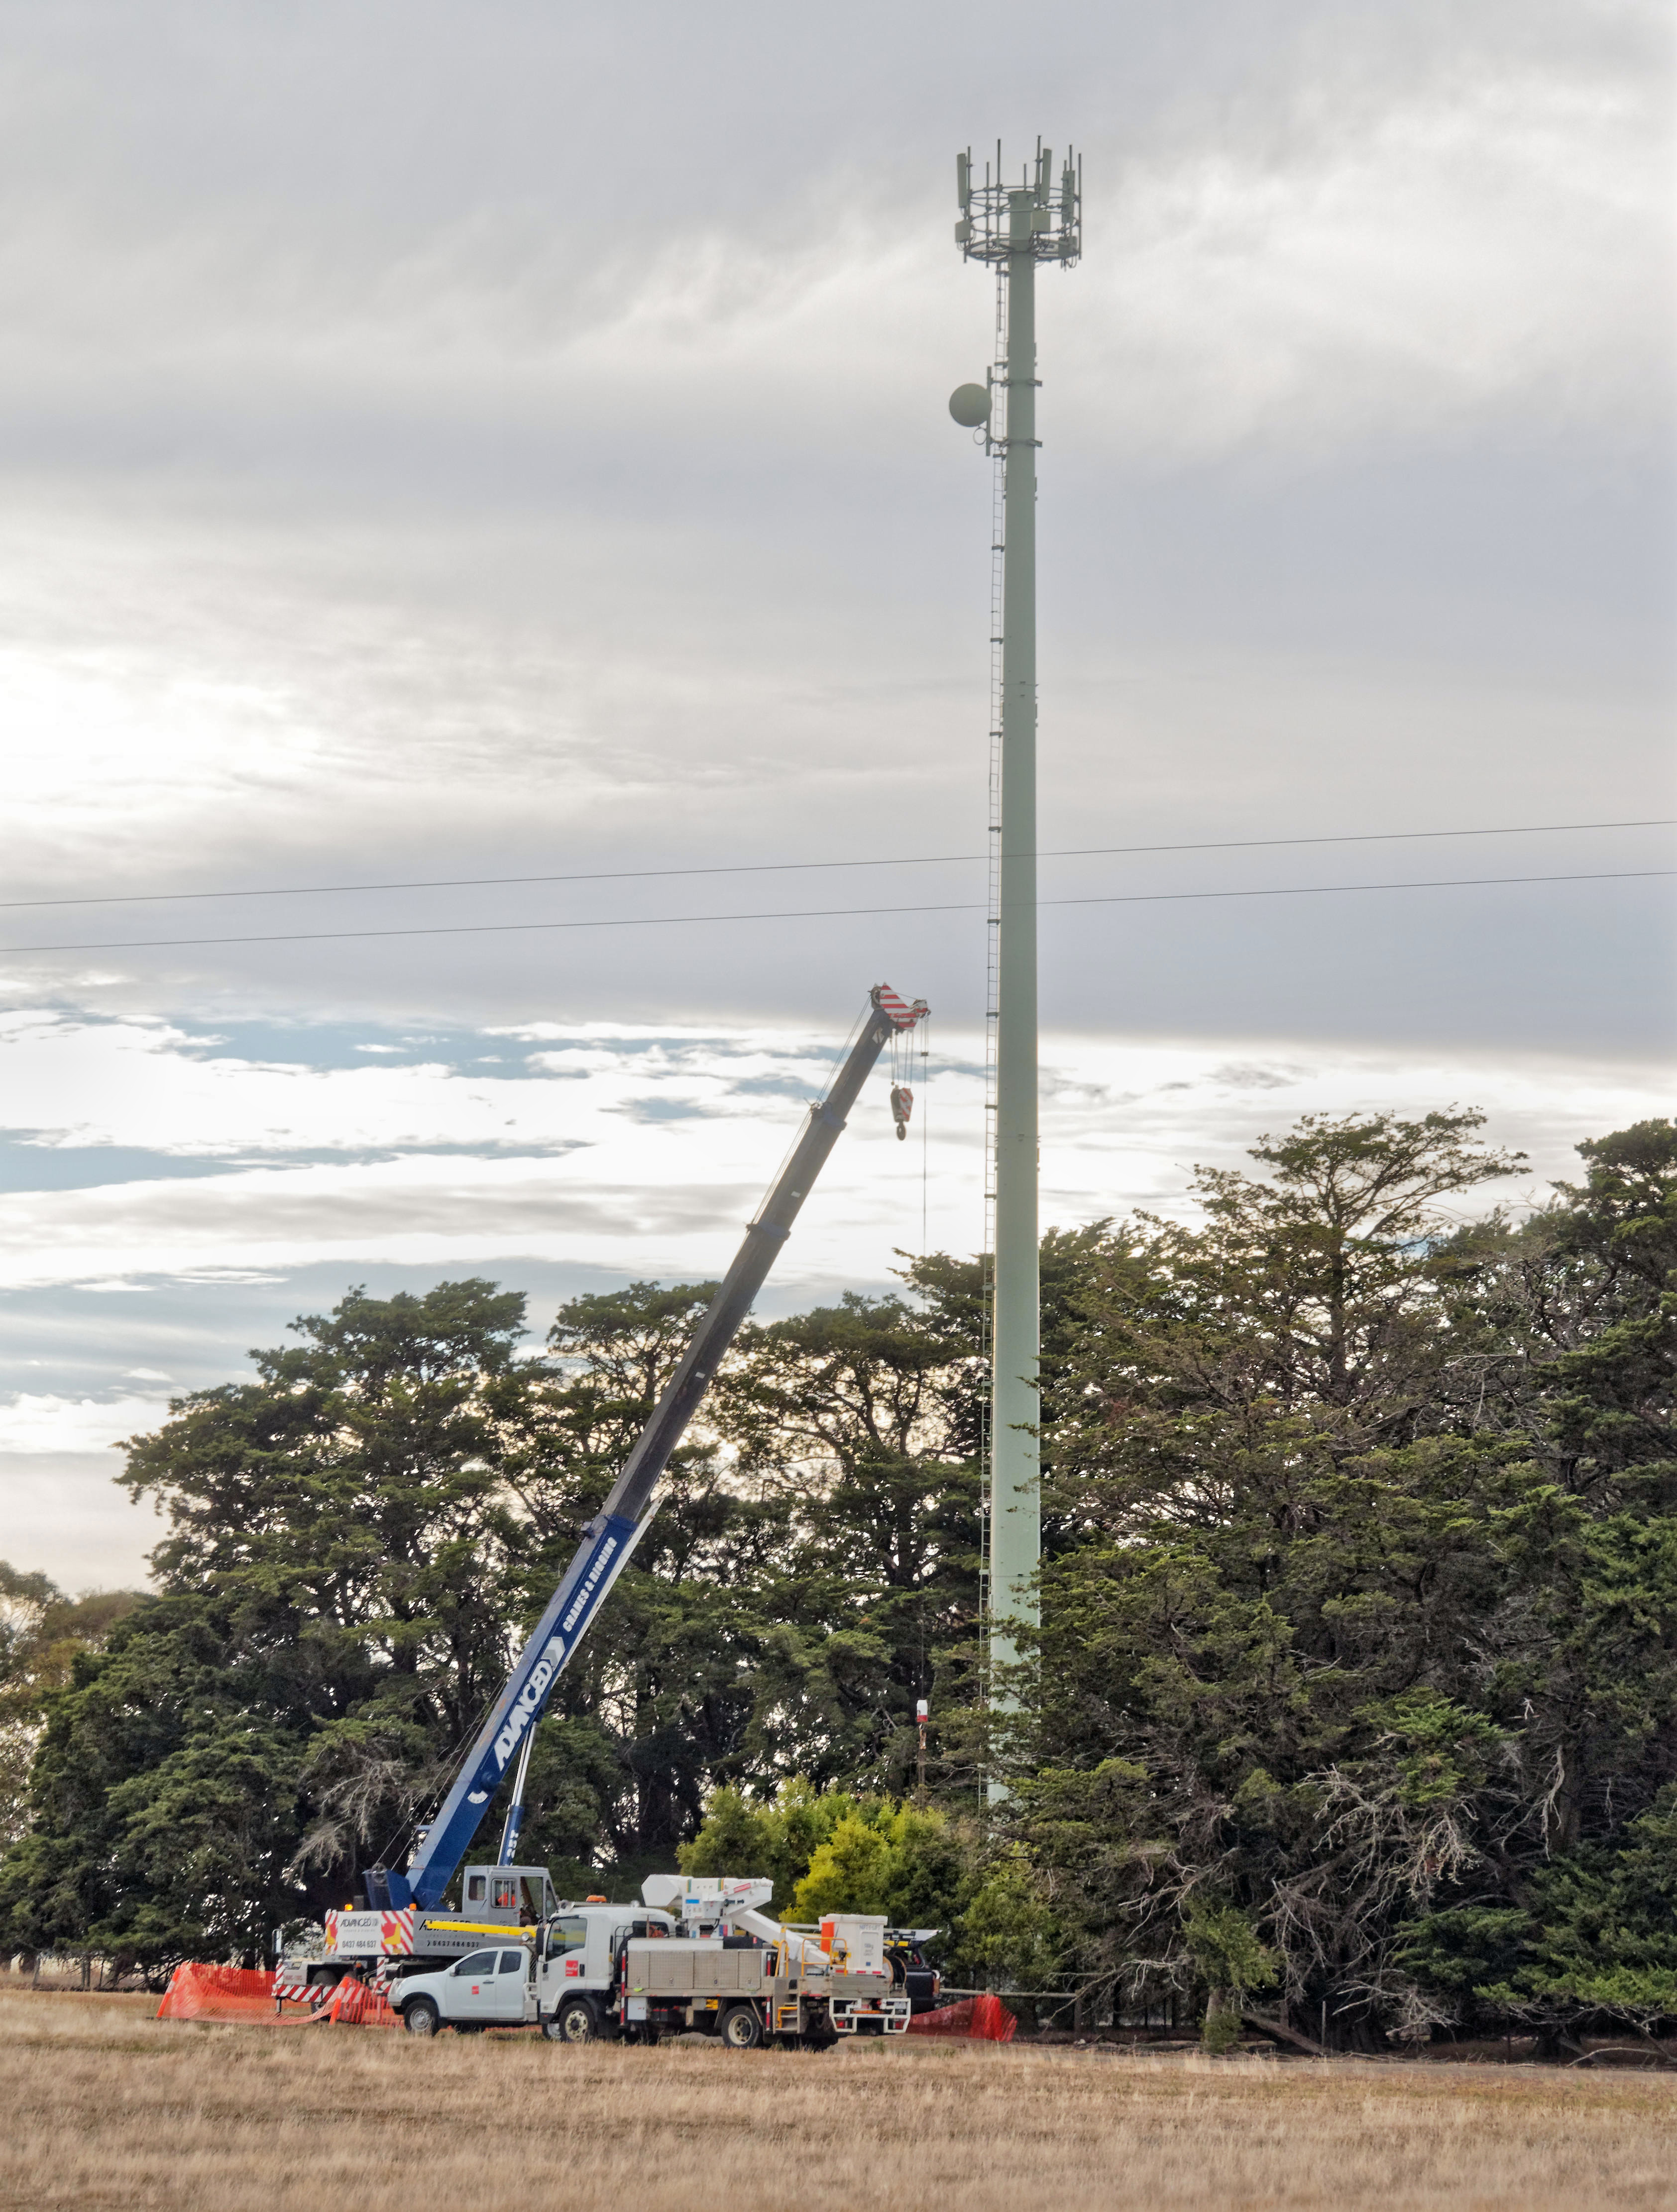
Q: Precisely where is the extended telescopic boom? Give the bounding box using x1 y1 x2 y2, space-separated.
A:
374 983 927 1911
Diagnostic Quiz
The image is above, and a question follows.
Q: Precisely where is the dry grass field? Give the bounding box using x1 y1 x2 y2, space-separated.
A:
2 1991 1675 2212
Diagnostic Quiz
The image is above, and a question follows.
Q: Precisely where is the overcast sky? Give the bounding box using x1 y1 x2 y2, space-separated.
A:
2 0 1673 1587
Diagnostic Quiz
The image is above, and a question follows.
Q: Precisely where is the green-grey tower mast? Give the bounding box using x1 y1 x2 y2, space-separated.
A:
949 144 1081 1774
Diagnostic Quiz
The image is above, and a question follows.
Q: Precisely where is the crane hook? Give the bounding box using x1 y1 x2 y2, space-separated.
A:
890 1084 913 1141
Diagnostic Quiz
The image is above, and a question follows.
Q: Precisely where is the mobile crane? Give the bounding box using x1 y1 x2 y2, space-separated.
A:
315 985 929 2016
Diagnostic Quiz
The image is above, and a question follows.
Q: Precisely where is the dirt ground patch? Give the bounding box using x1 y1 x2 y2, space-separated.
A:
2 1990 1675 2212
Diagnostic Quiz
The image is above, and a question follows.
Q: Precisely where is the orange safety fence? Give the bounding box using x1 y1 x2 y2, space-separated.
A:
156 1963 300 2023
906 1993 1017 2043
155 1962 398 2027
318 1975 399 2027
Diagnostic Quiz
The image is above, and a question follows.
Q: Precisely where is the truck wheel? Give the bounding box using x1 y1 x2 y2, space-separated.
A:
556 1997 598 2044
402 1998 439 2037
720 2004 764 2050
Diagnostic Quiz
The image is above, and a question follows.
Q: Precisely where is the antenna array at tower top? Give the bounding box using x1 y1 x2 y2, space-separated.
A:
954 140 1081 267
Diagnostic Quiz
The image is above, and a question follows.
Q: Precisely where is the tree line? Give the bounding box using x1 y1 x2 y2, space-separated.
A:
0 1108 1672 2052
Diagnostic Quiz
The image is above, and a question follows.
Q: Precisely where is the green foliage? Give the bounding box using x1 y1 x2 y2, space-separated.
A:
718 1285 981 1793
792 1813 896 1918
955 1855 1062 1990
677 1779 825 1913
1182 1897 1277 2052
2 1279 623 1963
0 1565 143 1854
1437 1786 1677 2026
1182 1898 1277 1996
678 1776 972 1942
791 1802 966 1928
680 1773 1062 1988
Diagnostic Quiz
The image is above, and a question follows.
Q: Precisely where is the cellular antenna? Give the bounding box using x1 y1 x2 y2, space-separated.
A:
948 144 1081 1800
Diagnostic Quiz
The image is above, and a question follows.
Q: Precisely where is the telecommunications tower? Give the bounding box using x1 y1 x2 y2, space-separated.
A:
948 143 1081 1774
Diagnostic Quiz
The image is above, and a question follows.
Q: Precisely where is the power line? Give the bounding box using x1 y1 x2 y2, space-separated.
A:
2 867 1669 957
0 816 1669 912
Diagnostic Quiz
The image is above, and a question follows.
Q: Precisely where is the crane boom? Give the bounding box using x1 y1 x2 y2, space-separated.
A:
373 983 927 1911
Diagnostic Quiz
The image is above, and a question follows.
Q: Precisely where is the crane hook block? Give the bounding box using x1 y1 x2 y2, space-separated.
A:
890 1083 913 1140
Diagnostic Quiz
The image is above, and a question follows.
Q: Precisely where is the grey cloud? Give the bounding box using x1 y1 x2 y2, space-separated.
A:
0 0 1668 1058
0 1163 764 1285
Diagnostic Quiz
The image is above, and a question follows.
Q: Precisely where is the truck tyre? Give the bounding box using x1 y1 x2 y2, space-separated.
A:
555 1997 598 2044
720 2004 764 2050
402 1998 440 2037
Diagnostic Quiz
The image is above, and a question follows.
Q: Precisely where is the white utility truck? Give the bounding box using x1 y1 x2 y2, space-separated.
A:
619 1877 910 2047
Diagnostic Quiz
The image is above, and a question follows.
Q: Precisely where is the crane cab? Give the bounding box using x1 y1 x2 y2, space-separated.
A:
456 1865 558 1926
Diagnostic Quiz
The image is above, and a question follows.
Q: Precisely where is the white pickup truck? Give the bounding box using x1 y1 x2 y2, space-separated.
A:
396 1941 535 2037
393 1899 673 2040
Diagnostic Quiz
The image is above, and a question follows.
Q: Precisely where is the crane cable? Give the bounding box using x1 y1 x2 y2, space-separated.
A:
887 998 927 1155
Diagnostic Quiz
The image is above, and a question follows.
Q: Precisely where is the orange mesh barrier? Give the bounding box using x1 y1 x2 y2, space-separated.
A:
906 1993 1017 2042
155 1963 296 2022
318 1975 399 2027
155 1962 397 2027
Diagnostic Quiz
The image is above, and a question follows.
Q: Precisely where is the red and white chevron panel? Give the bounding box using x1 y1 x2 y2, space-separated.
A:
379 1909 416 1954
875 985 928 1032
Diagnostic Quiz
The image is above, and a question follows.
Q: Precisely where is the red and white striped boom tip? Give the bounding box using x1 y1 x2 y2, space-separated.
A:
873 984 929 1032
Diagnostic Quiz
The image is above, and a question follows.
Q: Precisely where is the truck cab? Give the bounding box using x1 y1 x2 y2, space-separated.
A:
536 1903 674 2042
456 1864 557 1924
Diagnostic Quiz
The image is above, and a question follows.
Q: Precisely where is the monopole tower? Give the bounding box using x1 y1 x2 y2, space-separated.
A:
948 143 1081 1791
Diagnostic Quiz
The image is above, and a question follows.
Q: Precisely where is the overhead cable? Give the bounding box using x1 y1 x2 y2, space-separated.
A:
1 867 1670 957
1 817 1670 912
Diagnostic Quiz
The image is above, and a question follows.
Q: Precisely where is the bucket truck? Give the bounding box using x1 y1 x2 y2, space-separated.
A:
615 1877 911 2046
307 986 929 2013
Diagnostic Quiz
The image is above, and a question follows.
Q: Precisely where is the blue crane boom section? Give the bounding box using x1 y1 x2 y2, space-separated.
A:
375 984 924 1913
